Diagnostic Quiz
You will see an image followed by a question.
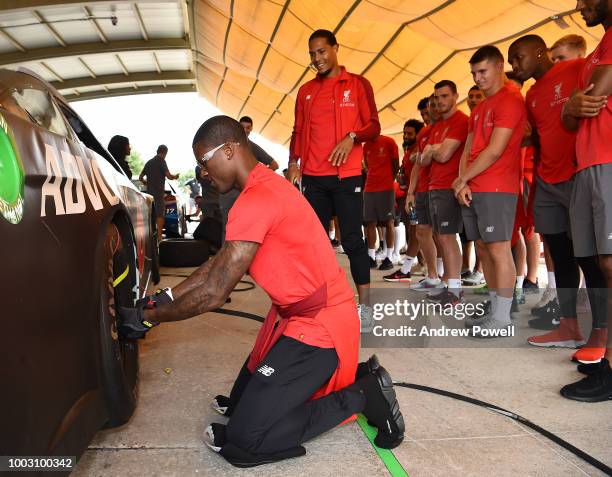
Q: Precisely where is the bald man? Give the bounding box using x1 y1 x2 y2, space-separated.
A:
117 116 405 466
508 34 607 362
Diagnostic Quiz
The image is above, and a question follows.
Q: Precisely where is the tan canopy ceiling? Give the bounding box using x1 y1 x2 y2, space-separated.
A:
192 0 603 147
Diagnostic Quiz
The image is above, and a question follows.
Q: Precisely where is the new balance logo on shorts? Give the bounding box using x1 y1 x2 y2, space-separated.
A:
441 221 449 227
257 364 275 377
486 226 495 233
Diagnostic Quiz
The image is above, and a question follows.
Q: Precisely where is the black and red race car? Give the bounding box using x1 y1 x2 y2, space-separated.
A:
0 69 159 462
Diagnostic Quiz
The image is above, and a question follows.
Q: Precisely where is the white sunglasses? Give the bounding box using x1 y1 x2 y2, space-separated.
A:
197 142 240 165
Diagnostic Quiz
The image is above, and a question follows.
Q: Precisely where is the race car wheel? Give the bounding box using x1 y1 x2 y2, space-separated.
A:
99 223 139 427
159 238 210 267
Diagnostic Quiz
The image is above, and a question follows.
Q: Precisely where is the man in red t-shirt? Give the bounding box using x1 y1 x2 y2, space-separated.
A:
460 86 486 285
452 45 527 336
419 80 468 305
117 116 405 465
509 34 608 362
287 30 380 332
364 135 399 271
558 0 612 402
391 97 441 288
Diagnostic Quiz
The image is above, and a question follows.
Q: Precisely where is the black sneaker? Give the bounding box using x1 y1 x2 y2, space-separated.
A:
522 278 539 294
330 239 340 247
426 289 463 305
531 297 559 316
531 299 561 323
460 269 471 279
527 315 559 330
204 423 226 452
511 293 519 313
369 257 378 269
355 354 381 380
383 269 411 283
578 362 601 376
561 359 612 402
358 366 405 449
211 395 232 416
378 257 394 271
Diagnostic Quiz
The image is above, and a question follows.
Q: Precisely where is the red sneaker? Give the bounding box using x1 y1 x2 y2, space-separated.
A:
573 328 608 364
528 318 585 348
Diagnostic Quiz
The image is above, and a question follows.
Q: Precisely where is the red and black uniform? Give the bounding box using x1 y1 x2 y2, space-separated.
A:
290 66 380 285
222 164 363 459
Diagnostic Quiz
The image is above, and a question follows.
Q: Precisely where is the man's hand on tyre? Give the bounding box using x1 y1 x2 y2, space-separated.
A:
136 287 174 309
117 305 159 339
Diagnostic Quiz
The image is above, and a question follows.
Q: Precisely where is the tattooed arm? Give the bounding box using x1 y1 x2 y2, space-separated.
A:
145 240 259 323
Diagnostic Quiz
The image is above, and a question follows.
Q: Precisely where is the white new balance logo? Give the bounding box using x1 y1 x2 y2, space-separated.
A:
258 364 275 376
486 226 495 233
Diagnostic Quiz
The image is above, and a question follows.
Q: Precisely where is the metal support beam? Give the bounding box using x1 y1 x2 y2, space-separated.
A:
83 5 108 44
0 1 166 13
78 57 97 78
0 27 26 52
133 3 149 41
63 83 196 102
0 38 189 67
51 70 195 90
115 54 129 75
32 10 67 47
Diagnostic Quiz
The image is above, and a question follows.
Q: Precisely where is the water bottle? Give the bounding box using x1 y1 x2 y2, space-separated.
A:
408 203 418 225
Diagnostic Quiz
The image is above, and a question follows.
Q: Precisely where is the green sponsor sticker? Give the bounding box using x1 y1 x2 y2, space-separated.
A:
0 114 24 224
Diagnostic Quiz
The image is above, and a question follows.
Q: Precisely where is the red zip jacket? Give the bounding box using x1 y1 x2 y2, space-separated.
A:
290 66 380 179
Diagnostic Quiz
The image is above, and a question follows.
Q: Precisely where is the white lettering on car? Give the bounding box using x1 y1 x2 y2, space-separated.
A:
41 143 119 217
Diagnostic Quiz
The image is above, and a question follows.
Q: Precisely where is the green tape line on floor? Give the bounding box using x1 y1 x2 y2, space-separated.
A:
356 414 409 477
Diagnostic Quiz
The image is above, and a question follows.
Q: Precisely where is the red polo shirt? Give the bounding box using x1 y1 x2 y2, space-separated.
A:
576 27 612 171
428 110 468 190
526 59 584 183
226 164 358 350
415 125 433 193
468 85 527 194
364 135 399 192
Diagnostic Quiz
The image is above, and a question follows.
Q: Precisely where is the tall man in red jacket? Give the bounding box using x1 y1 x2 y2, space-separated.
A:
287 29 380 332
559 0 612 402
118 116 405 466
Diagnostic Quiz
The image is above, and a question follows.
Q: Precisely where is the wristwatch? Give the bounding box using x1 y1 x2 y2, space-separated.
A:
348 131 357 141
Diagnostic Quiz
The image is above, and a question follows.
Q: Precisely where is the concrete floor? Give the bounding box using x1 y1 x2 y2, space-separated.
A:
74 253 612 477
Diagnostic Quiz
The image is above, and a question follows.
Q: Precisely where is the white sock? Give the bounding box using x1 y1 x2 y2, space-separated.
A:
401 256 415 274
436 258 444 277
448 278 462 296
516 275 525 289
394 225 405 255
329 229 335 240
387 247 394 259
489 291 497 315
547 271 556 289
368 248 376 260
493 296 513 324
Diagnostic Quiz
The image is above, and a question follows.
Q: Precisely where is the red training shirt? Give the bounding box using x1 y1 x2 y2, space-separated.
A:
428 110 468 190
364 135 399 192
415 125 433 193
526 59 584 183
467 85 527 194
226 164 358 351
576 27 612 171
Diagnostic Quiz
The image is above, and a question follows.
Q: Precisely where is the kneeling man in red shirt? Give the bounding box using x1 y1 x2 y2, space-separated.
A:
118 115 405 467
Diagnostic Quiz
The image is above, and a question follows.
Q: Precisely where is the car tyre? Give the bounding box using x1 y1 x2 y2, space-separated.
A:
159 238 210 267
99 223 139 428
